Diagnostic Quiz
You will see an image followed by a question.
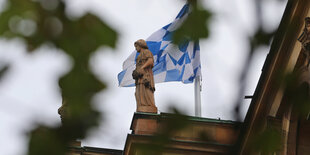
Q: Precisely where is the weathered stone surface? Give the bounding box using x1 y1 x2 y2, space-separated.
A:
132 39 157 113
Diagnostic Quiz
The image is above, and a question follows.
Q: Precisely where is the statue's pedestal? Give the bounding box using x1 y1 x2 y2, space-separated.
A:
125 112 241 155
137 106 157 113
131 112 159 135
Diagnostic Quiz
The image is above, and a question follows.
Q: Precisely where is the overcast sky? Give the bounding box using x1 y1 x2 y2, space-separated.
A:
0 0 287 154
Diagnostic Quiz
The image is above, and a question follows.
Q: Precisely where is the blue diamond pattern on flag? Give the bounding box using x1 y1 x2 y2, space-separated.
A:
118 4 201 87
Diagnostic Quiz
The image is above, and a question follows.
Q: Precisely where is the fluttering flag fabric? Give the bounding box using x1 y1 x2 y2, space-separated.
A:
118 4 201 87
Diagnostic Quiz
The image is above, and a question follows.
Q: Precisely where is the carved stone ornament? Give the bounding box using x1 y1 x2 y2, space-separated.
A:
132 39 157 113
298 17 310 51
58 99 67 124
297 17 310 68
294 17 310 90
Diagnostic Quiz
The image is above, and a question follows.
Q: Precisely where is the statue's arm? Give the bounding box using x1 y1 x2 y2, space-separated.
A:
133 58 152 80
141 58 154 70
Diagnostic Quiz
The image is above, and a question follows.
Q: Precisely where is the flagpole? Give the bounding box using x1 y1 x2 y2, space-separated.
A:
194 76 201 117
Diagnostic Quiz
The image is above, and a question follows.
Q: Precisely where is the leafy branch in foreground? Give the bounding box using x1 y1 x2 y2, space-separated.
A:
0 0 118 154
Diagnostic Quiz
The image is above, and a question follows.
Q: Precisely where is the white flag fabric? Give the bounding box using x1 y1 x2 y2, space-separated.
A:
118 4 201 87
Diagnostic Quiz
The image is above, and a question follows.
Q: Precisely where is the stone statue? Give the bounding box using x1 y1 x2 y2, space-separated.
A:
132 39 157 113
298 17 310 51
297 17 310 68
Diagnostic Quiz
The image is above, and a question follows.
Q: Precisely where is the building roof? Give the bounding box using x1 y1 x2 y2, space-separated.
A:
69 146 123 155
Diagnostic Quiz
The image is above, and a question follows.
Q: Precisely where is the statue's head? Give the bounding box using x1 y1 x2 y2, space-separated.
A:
305 17 310 24
134 39 148 52
305 17 310 30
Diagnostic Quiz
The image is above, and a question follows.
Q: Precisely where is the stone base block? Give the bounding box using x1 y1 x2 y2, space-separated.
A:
137 106 157 113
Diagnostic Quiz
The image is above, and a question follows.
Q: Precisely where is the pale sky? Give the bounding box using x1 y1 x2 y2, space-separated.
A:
0 0 286 154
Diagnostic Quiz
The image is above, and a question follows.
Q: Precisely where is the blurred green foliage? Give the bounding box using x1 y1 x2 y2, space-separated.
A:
250 28 275 52
284 72 310 117
253 128 282 154
0 0 117 154
0 64 9 82
173 0 212 44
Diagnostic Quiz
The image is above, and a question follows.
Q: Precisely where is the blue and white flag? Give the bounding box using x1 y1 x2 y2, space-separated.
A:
118 4 201 87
